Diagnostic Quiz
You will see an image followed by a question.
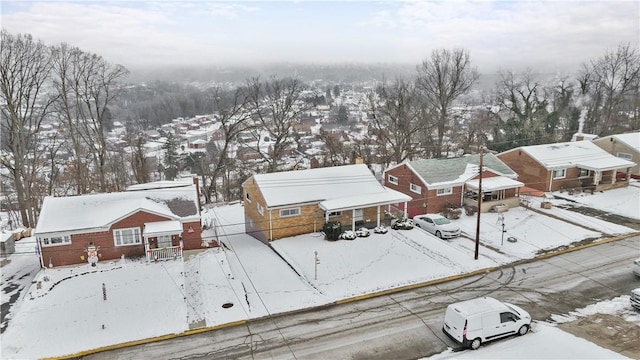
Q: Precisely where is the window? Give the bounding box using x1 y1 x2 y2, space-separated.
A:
113 227 141 246
617 152 632 161
279 207 300 218
578 168 591 178
41 235 71 247
552 169 566 179
500 312 519 323
388 175 398 185
245 192 251 202
410 183 421 194
325 211 342 217
436 187 453 196
257 203 264 216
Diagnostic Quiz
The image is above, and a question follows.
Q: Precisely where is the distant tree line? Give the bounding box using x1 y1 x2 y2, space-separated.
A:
1 27 638 229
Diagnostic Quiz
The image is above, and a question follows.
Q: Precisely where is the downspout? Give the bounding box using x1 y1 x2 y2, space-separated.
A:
376 206 381 227
351 209 355 231
37 238 44 269
269 210 273 242
548 171 553 192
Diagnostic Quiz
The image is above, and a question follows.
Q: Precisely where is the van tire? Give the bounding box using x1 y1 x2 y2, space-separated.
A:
518 324 529 336
470 338 481 350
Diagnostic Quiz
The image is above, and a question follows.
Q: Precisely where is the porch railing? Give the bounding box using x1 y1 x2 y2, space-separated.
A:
147 246 182 262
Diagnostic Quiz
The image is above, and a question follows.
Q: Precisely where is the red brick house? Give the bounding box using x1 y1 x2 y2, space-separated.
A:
383 154 523 217
242 164 411 244
34 182 203 268
498 140 636 192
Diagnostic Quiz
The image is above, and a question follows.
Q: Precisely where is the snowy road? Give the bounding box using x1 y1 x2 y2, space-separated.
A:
83 235 640 360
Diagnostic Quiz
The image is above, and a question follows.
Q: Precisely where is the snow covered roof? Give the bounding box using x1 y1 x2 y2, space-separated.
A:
143 220 183 237
596 132 640 153
319 189 411 212
512 140 636 171
252 164 401 208
403 153 517 187
35 186 200 235
126 179 194 191
465 177 524 192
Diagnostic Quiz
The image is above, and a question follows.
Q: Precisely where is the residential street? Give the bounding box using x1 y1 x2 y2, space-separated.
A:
81 235 640 360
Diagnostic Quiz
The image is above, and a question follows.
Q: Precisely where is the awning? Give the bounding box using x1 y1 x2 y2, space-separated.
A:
319 188 412 212
575 157 636 172
465 177 524 192
143 220 183 237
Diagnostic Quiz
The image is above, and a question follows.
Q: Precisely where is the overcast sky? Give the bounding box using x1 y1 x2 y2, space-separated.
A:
2 1 638 73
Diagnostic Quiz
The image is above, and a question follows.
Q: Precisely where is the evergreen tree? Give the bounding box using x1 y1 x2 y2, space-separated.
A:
162 133 180 180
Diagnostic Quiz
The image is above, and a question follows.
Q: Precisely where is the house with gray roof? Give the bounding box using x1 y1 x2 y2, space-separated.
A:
383 154 524 217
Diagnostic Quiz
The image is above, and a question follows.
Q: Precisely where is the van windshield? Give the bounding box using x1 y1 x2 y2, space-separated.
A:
505 304 521 316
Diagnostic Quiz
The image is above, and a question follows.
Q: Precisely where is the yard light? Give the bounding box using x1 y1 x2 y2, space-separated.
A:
314 251 320 280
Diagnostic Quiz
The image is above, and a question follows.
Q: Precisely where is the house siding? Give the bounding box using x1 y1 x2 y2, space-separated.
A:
498 150 599 191
243 177 387 243
593 137 640 178
385 164 462 217
498 150 549 191
40 211 202 267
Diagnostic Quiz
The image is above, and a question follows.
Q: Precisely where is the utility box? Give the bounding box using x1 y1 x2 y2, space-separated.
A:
540 201 552 209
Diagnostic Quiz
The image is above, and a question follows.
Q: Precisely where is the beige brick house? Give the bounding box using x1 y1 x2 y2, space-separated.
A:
242 164 411 244
592 132 640 179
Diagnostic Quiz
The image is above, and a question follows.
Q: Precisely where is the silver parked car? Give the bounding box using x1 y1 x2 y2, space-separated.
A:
634 257 640 277
413 214 461 239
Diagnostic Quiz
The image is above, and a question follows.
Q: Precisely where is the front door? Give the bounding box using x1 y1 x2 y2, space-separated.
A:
158 235 172 248
354 209 363 222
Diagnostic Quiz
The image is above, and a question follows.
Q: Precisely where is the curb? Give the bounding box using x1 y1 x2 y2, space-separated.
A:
44 320 247 360
45 232 638 359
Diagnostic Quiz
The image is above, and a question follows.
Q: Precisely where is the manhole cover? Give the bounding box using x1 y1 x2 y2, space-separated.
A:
222 302 234 309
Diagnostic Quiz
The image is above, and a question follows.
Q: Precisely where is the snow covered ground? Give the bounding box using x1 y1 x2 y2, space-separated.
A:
1 183 638 359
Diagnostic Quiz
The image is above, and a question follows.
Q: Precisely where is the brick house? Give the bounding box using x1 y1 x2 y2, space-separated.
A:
592 132 640 179
498 140 636 193
34 182 204 268
242 164 411 244
383 154 523 217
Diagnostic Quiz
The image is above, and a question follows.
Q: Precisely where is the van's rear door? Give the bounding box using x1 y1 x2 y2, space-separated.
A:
443 305 466 342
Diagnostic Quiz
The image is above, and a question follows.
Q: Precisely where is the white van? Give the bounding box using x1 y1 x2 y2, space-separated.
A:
442 296 531 350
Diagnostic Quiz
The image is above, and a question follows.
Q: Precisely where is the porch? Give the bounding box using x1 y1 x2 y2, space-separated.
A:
464 176 524 213
143 220 184 262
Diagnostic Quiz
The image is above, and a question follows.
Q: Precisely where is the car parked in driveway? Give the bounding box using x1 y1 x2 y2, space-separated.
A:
413 214 460 239
633 257 640 277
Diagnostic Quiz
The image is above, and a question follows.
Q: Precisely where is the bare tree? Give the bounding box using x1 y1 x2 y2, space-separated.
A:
0 30 56 227
416 48 479 157
489 69 553 151
198 87 254 203
245 76 311 172
51 43 91 194
578 43 640 135
368 79 425 166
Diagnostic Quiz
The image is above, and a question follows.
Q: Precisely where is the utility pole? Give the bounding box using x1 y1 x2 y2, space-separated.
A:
474 147 484 260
